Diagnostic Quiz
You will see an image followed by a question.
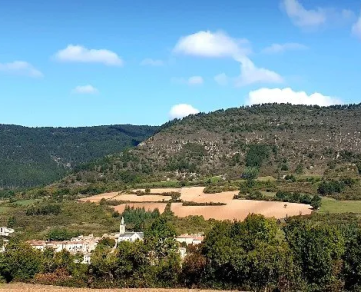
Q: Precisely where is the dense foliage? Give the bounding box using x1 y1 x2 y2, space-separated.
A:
0 124 158 188
1 213 361 291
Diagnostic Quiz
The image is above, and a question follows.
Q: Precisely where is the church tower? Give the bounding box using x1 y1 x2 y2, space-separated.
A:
120 217 126 235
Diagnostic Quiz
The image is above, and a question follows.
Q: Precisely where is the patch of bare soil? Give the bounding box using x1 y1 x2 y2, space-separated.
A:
82 187 312 221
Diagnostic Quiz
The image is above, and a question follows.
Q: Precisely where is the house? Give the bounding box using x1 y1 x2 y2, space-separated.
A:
116 217 144 243
176 234 204 245
27 234 101 264
0 227 14 237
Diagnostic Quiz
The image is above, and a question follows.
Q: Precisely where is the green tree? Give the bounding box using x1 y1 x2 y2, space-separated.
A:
343 230 361 291
0 242 43 282
311 195 322 210
284 219 345 289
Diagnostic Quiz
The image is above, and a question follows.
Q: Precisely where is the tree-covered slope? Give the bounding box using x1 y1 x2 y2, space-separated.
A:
68 103 361 186
0 124 158 188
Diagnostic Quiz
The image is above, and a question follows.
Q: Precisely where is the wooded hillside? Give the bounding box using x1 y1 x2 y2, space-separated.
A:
0 124 158 188
69 103 361 186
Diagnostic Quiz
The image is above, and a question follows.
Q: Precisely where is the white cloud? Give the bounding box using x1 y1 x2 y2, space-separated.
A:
169 104 200 119
0 61 43 77
173 31 282 86
72 85 98 94
235 57 284 86
188 76 204 85
352 13 361 39
247 87 342 106
281 0 326 27
55 45 123 66
171 76 204 86
140 58 164 66
262 43 308 54
173 30 250 58
281 0 354 28
214 73 229 86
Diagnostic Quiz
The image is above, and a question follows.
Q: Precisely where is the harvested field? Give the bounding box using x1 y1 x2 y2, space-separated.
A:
0 283 240 292
180 187 236 203
80 192 172 203
113 203 168 213
108 194 170 202
171 200 311 220
83 187 311 221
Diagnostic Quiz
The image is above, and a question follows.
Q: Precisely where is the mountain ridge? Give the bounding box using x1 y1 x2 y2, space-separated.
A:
65 103 361 187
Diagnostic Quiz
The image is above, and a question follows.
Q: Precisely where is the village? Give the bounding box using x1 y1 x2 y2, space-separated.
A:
0 218 204 264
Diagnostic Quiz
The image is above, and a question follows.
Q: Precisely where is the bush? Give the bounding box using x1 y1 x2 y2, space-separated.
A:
46 228 80 241
317 180 345 195
241 167 259 180
26 203 61 216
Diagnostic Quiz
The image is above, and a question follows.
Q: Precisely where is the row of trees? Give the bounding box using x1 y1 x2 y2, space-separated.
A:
1 213 361 291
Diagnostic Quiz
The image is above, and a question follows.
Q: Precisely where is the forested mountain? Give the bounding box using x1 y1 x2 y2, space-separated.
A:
68 103 361 186
0 124 158 188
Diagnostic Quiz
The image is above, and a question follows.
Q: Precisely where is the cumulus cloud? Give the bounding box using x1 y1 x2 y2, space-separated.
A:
173 31 282 86
352 13 361 39
0 61 43 77
281 0 326 27
262 43 308 54
281 0 354 28
55 45 123 66
72 85 98 94
235 57 284 86
171 76 204 86
169 104 200 119
188 76 204 85
173 30 250 58
140 58 164 66
214 73 229 86
247 88 342 106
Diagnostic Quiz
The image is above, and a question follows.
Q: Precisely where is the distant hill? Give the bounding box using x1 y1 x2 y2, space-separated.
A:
66 103 361 186
0 124 158 188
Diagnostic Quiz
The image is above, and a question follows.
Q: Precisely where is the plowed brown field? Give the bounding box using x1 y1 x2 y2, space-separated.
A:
81 187 312 220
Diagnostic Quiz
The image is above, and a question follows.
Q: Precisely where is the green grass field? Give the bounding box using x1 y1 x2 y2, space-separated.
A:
319 197 361 214
14 199 39 206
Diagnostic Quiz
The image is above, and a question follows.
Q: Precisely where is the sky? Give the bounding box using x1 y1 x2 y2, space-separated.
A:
0 0 360 127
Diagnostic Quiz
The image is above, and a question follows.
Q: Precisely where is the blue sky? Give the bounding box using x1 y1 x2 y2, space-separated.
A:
0 0 360 127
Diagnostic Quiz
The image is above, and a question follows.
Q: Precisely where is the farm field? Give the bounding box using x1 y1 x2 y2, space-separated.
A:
319 197 361 214
83 187 312 220
171 200 311 220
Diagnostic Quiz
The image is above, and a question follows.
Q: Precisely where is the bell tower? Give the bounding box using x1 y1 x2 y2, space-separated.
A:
120 217 126 235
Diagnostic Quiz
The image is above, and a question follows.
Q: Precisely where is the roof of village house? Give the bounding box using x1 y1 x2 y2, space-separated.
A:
176 234 204 241
118 232 144 239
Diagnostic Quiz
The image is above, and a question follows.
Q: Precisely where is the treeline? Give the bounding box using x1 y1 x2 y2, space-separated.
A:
120 206 160 231
236 190 322 209
1 214 361 291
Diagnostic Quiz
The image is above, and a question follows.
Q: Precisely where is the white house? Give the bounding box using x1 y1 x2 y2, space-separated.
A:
116 217 144 243
0 227 14 237
176 234 204 245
